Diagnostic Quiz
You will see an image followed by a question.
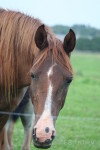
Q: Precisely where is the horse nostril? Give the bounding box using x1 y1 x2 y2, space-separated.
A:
52 130 55 136
51 130 55 141
33 128 36 136
45 127 50 133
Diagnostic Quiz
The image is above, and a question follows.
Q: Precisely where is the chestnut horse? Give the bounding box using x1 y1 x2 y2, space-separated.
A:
0 8 76 149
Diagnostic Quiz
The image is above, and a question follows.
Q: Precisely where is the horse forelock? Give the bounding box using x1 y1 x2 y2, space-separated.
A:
53 39 74 75
32 36 74 76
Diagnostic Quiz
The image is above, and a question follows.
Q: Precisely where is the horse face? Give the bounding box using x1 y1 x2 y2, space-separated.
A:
30 25 76 149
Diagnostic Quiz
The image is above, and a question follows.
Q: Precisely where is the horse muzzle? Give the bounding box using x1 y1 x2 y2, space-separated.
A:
32 128 55 149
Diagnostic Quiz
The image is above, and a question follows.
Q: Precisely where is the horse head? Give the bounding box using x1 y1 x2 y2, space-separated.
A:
30 25 76 148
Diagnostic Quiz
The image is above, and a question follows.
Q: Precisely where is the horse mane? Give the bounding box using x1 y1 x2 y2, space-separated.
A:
0 8 42 98
0 8 73 99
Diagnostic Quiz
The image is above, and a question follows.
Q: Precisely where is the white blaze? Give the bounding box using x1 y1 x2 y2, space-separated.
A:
44 83 52 112
36 64 54 120
48 66 53 77
34 64 57 142
41 63 57 116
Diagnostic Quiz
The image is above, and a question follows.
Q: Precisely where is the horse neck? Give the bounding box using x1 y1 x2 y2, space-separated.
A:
16 52 33 88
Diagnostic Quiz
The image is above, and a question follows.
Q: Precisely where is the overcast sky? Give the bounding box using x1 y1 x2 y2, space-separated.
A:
0 0 99 29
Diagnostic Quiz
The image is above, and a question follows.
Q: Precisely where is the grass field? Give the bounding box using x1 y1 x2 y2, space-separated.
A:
13 52 100 150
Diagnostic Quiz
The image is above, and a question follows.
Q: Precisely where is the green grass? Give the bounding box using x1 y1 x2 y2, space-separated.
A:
13 52 100 150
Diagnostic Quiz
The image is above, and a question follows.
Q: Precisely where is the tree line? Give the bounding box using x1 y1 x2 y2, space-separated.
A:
51 25 100 52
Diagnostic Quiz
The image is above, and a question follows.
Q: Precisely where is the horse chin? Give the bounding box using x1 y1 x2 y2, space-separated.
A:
34 142 51 149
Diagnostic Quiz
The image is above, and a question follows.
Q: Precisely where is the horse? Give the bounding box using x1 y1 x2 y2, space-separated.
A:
0 8 76 149
3 87 34 150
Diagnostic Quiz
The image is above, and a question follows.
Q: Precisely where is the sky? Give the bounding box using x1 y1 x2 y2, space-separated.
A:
0 0 99 29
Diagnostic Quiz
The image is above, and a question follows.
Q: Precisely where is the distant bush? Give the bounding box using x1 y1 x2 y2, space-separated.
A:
51 25 100 52
72 25 100 37
76 37 100 52
51 25 69 34
51 24 100 38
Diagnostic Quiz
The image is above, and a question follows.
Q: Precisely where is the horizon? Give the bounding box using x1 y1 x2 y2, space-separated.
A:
51 24 99 30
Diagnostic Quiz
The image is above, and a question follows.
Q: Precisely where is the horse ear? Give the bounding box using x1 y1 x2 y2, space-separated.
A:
35 24 48 50
63 29 76 56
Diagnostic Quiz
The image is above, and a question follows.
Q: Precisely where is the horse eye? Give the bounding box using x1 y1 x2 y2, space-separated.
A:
66 78 73 84
31 74 35 78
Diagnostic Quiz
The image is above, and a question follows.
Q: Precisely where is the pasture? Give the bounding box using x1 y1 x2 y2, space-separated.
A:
12 52 100 150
